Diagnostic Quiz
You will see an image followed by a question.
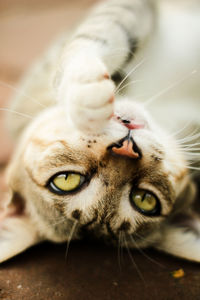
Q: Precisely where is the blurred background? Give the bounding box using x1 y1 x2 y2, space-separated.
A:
0 0 97 163
0 1 200 299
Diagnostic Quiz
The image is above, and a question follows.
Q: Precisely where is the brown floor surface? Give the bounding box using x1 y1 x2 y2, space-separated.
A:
1 241 200 300
0 1 200 299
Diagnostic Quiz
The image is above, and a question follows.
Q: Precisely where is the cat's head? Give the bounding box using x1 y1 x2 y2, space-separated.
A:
5 99 192 252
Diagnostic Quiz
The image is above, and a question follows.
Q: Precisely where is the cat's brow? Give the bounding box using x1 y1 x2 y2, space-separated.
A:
40 152 96 171
44 154 79 167
31 139 97 170
139 166 175 207
149 175 174 206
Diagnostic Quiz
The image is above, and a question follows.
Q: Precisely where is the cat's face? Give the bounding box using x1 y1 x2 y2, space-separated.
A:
8 100 188 247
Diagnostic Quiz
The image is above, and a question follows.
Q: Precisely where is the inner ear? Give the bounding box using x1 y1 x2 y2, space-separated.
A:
1 191 25 221
156 211 200 262
8 192 25 217
154 180 200 262
0 190 40 264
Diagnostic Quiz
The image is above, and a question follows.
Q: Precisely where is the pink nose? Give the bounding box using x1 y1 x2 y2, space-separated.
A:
111 139 140 159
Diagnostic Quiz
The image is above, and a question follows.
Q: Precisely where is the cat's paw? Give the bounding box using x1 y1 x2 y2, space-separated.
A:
58 54 115 133
66 78 115 133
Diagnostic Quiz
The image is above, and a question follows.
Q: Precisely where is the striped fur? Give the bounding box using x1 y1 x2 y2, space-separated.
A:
1 0 200 263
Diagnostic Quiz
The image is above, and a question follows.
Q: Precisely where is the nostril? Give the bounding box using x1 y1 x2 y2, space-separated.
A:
121 119 131 124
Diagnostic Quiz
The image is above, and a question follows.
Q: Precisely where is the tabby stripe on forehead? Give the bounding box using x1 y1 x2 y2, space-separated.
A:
152 178 175 207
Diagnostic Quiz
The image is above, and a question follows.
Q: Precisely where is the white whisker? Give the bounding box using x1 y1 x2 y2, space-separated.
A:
181 142 200 147
144 70 198 107
123 233 146 285
170 161 200 171
115 79 142 95
117 231 123 270
0 80 46 108
129 235 165 268
115 58 147 94
181 152 200 157
65 220 78 261
0 108 33 119
41 215 69 229
179 147 200 151
167 121 196 139
175 131 200 144
133 231 159 245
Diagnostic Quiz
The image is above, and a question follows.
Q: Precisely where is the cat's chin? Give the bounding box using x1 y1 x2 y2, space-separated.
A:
64 98 154 137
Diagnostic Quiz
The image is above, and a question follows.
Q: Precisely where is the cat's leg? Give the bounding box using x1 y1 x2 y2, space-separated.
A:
156 211 200 262
56 0 156 132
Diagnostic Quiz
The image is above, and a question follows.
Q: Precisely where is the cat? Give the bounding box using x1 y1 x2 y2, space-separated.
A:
1 0 200 263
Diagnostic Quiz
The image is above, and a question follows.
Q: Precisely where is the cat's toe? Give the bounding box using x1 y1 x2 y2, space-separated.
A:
57 53 116 133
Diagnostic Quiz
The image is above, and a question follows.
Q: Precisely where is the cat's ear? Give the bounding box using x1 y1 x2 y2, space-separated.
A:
0 190 40 263
156 211 200 262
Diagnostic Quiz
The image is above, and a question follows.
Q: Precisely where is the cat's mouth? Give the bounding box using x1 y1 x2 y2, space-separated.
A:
112 113 145 130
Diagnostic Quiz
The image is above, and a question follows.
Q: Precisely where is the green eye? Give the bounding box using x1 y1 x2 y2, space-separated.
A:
49 173 85 194
130 189 160 216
